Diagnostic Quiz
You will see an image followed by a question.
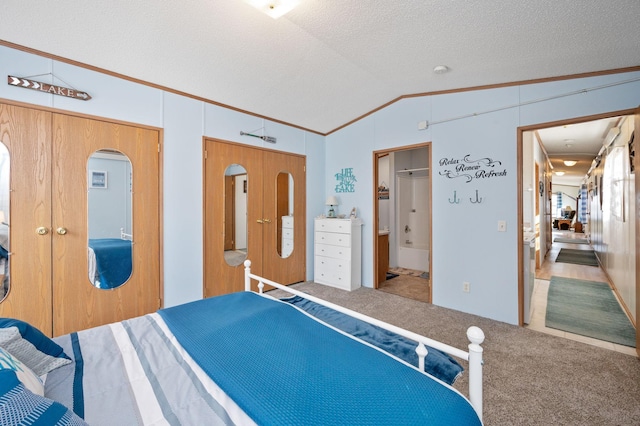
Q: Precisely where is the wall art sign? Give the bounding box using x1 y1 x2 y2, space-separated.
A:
7 75 92 101
438 154 506 183
335 167 357 193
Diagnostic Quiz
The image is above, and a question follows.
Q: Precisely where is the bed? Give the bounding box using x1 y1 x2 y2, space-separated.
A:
87 228 133 288
1 260 485 425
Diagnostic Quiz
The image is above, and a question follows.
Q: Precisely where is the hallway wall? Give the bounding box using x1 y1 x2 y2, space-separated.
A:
586 115 636 321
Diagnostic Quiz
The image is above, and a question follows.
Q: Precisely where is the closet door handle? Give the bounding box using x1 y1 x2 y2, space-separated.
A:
263 218 271 224
256 219 264 224
36 227 49 235
56 227 68 235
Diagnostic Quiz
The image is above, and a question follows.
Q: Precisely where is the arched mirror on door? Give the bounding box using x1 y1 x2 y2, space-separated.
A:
0 142 9 303
224 164 248 266
276 171 294 258
87 149 133 289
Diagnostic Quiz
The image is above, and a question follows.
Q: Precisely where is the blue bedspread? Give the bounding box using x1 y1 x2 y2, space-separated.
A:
282 295 462 384
158 292 481 426
88 239 132 289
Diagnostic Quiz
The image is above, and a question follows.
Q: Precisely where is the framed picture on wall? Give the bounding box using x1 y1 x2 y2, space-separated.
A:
89 170 107 189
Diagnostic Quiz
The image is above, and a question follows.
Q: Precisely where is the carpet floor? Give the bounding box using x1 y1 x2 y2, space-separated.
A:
545 276 636 347
555 248 599 266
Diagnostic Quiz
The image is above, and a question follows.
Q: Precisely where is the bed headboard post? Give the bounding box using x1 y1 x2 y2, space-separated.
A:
244 260 252 291
415 342 428 372
466 326 485 421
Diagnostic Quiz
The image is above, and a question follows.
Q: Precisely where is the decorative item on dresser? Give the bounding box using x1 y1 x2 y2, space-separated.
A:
314 217 363 291
325 196 339 218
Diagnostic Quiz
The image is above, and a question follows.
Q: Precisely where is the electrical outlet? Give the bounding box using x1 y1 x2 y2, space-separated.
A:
463 282 470 293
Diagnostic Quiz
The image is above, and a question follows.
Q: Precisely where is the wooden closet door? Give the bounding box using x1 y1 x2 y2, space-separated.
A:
204 139 264 296
51 114 161 336
261 150 306 285
0 103 53 334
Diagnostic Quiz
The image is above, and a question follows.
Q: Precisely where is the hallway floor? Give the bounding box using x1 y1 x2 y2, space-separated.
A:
526 230 636 356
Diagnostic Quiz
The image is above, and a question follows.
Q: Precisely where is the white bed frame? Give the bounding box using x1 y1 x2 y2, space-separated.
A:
244 259 485 421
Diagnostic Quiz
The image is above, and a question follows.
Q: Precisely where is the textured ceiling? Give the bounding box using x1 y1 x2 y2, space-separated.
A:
1 0 639 135
536 117 620 186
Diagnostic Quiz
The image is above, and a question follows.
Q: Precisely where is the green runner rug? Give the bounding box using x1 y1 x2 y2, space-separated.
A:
545 276 636 347
555 248 598 266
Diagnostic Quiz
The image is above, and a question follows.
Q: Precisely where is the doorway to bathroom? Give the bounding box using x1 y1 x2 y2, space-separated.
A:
373 143 432 303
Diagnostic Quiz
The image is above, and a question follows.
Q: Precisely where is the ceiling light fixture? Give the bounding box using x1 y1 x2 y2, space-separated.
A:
243 0 301 19
433 65 449 74
555 171 565 176
563 160 577 167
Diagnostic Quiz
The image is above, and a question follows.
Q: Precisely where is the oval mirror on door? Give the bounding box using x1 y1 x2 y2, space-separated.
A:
224 164 248 266
0 142 9 303
87 150 133 289
276 171 294 258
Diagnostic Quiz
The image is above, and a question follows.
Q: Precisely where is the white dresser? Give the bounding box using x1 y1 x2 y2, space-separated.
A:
314 218 363 291
281 216 294 257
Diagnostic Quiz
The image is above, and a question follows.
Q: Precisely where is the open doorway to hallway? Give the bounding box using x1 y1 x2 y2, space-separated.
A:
519 109 638 353
373 143 432 303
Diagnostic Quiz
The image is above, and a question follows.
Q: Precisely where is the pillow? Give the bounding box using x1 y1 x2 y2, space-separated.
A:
0 347 43 396
0 318 71 376
0 369 88 426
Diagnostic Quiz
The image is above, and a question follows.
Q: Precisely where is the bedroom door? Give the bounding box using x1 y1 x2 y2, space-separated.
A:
0 102 161 337
203 139 305 297
204 140 264 296
52 114 161 336
0 103 53 335
261 149 306 285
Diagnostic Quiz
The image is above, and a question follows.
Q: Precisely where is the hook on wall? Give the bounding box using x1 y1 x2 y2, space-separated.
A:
449 190 460 204
470 190 483 204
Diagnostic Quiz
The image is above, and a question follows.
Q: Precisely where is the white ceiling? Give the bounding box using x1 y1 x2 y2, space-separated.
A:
2 1 639 135
1 1 639 187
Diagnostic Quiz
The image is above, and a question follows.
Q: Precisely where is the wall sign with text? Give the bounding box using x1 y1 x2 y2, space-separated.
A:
438 155 506 183
335 167 357 193
7 75 92 101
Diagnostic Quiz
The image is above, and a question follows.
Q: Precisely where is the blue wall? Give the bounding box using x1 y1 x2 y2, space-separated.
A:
1 44 638 324
326 73 640 324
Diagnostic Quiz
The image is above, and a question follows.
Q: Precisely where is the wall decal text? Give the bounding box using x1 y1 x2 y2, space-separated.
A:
438 155 505 183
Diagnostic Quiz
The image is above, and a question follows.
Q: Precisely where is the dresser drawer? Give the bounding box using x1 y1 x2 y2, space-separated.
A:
315 219 351 233
282 239 293 257
282 228 294 239
282 216 293 228
314 256 351 288
315 243 351 260
315 231 351 247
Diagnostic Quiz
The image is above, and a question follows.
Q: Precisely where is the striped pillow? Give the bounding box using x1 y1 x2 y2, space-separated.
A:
0 318 71 376
0 369 88 426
